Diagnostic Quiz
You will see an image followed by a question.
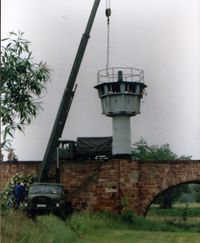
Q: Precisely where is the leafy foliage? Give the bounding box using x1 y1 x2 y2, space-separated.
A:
132 138 191 161
132 138 191 208
0 32 50 149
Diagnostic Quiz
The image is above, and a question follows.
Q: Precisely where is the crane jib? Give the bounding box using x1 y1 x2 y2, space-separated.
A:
38 0 101 182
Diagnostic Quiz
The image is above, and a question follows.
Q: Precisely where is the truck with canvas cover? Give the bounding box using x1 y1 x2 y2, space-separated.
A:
76 136 112 159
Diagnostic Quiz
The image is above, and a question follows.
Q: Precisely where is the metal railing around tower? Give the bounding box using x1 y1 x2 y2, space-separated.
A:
97 67 144 84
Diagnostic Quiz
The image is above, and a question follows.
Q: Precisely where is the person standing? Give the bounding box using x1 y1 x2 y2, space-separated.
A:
14 182 23 209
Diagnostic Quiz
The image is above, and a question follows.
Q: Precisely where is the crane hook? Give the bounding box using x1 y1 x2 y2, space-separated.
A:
105 0 111 24
105 8 111 23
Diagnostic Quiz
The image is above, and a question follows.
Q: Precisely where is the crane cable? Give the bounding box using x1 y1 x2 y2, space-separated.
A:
105 0 111 74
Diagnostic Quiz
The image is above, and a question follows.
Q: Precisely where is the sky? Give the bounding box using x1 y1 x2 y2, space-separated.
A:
1 0 200 160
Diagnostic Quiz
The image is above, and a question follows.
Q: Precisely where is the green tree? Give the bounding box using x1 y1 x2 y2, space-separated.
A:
132 138 178 161
132 138 191 208
0 32 50 151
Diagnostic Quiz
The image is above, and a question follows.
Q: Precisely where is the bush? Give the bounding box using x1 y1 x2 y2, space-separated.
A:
0 173 36 210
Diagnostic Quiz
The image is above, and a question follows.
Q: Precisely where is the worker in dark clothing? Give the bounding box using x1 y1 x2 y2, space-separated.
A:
14 182 24 209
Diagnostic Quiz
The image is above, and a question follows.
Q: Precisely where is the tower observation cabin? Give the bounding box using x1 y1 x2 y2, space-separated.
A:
95 67 147 158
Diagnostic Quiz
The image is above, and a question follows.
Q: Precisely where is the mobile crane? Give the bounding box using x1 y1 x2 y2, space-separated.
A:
38 0 103 182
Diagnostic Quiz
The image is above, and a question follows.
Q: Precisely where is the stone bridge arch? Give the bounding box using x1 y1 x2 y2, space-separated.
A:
144 180 200 216
137 161 200 215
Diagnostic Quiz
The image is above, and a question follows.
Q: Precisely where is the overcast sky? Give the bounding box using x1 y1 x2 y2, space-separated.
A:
2 0 200 160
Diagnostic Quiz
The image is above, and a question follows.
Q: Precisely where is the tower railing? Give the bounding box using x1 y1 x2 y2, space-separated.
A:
97 67 144 84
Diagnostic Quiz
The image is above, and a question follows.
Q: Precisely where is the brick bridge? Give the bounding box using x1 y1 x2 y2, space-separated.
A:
1 159 200 216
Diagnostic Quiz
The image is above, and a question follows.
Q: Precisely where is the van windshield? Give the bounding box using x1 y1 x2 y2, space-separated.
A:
29 185 62 194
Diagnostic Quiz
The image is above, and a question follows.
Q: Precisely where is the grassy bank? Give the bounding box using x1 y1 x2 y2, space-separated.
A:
1 208 200 243
1 210 81 243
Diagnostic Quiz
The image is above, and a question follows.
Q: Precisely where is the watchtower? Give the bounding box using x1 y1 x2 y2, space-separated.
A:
95 67 147 158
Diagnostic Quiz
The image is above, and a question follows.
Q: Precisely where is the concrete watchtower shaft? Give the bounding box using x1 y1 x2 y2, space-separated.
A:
95 67 147 158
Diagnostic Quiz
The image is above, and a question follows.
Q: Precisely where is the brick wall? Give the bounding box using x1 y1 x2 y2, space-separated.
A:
0 161 39 190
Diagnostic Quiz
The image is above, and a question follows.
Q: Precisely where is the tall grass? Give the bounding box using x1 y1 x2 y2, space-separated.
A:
68 209 194 235
1 207 200 243
68 210 126 237
1 210 82 243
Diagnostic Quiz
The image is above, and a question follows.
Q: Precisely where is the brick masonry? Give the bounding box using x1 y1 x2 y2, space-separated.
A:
1 159 200 215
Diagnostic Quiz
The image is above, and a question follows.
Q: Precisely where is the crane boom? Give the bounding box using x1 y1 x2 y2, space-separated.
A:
38 0 101 182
